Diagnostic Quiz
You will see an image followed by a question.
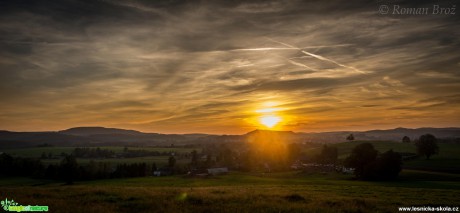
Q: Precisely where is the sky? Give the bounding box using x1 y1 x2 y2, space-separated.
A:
0 0 459 134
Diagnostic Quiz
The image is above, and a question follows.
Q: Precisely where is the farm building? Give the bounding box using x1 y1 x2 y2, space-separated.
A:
153 168 172 176
207 167 228 175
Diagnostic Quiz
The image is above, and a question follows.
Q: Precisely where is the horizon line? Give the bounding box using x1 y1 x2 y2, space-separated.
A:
1 126 459 135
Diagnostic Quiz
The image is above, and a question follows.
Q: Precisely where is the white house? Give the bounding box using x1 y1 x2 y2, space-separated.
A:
207 167 228 175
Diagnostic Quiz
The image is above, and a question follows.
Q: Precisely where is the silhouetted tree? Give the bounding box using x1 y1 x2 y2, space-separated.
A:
219 147 235 168
152 163 157 173
317 145 338 164
346 134 355 141
0 153 44 178
45 164 58 179
345 144 403 180
344 143 377 178
402 136 411 143
190 150 198 167
205 154 214 167
0 153 14 172
60 154 79 184
416 134 439 159
287 143 302 163
168 156 176 168
375 149 402 180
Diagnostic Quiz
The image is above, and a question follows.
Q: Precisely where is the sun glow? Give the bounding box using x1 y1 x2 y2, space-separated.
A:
251 101 288 129
259 115 281 128
255 107 282 113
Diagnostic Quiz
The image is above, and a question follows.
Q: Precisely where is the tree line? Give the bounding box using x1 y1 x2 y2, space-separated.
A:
0 153 156 184
0 133 441 183
343 133 440 180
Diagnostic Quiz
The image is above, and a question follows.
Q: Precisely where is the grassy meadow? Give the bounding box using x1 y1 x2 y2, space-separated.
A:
1 170 459 213
1 142 459 212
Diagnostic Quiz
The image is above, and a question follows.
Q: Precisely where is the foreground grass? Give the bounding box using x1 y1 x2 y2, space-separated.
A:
1 170 459 213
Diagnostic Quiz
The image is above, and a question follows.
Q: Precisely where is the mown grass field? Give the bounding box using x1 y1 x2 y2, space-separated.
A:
0 170 459 213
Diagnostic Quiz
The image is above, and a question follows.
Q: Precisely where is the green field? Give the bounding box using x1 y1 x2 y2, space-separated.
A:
1 142 460 212
304 141 460 173
40 156 174 165
2 146 200 166
3 146 200 158
0 170 459 212
4 142 460 172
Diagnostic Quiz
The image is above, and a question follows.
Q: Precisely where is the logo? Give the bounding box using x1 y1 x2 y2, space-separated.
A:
1 198 48 212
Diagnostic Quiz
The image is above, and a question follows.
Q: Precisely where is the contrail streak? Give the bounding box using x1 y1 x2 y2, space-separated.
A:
230 47 297 51
299 50 365 74
267 38 366 74
302 44 353 49
287 59 317 71
102 0 176 20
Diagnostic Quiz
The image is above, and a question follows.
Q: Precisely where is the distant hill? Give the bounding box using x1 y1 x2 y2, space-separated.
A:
0 127 216 148
0 127 459 148
359 127 460 142
59 127 143 136
0 130 92 148
59 127 207 145
244 127 460 143
244 129 304 143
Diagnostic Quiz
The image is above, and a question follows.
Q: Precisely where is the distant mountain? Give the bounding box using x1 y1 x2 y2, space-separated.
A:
244 129 296 136
244 129 302 141
357 127 460 142
59 127 143 136
299 127 460 143
0 127 459 149
0 127 214 148
0 130 93 148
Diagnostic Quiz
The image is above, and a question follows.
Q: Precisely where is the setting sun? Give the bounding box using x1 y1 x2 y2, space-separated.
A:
259 115 281 128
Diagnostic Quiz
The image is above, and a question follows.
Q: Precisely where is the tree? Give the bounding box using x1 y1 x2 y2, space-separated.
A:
346 134 355 141
152 163 157 173
168 156 176 168
60 154 79 184
218 147 234 168
344 143 378 178
415 134 439 159
287 143 302 163
190 150 198 167
205 154 214 167
345 144 402 180
375 149 402 180
317 145 338 164
402 136 411 143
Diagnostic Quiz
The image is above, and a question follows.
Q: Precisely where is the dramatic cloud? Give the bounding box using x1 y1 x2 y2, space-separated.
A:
0 0 459 134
